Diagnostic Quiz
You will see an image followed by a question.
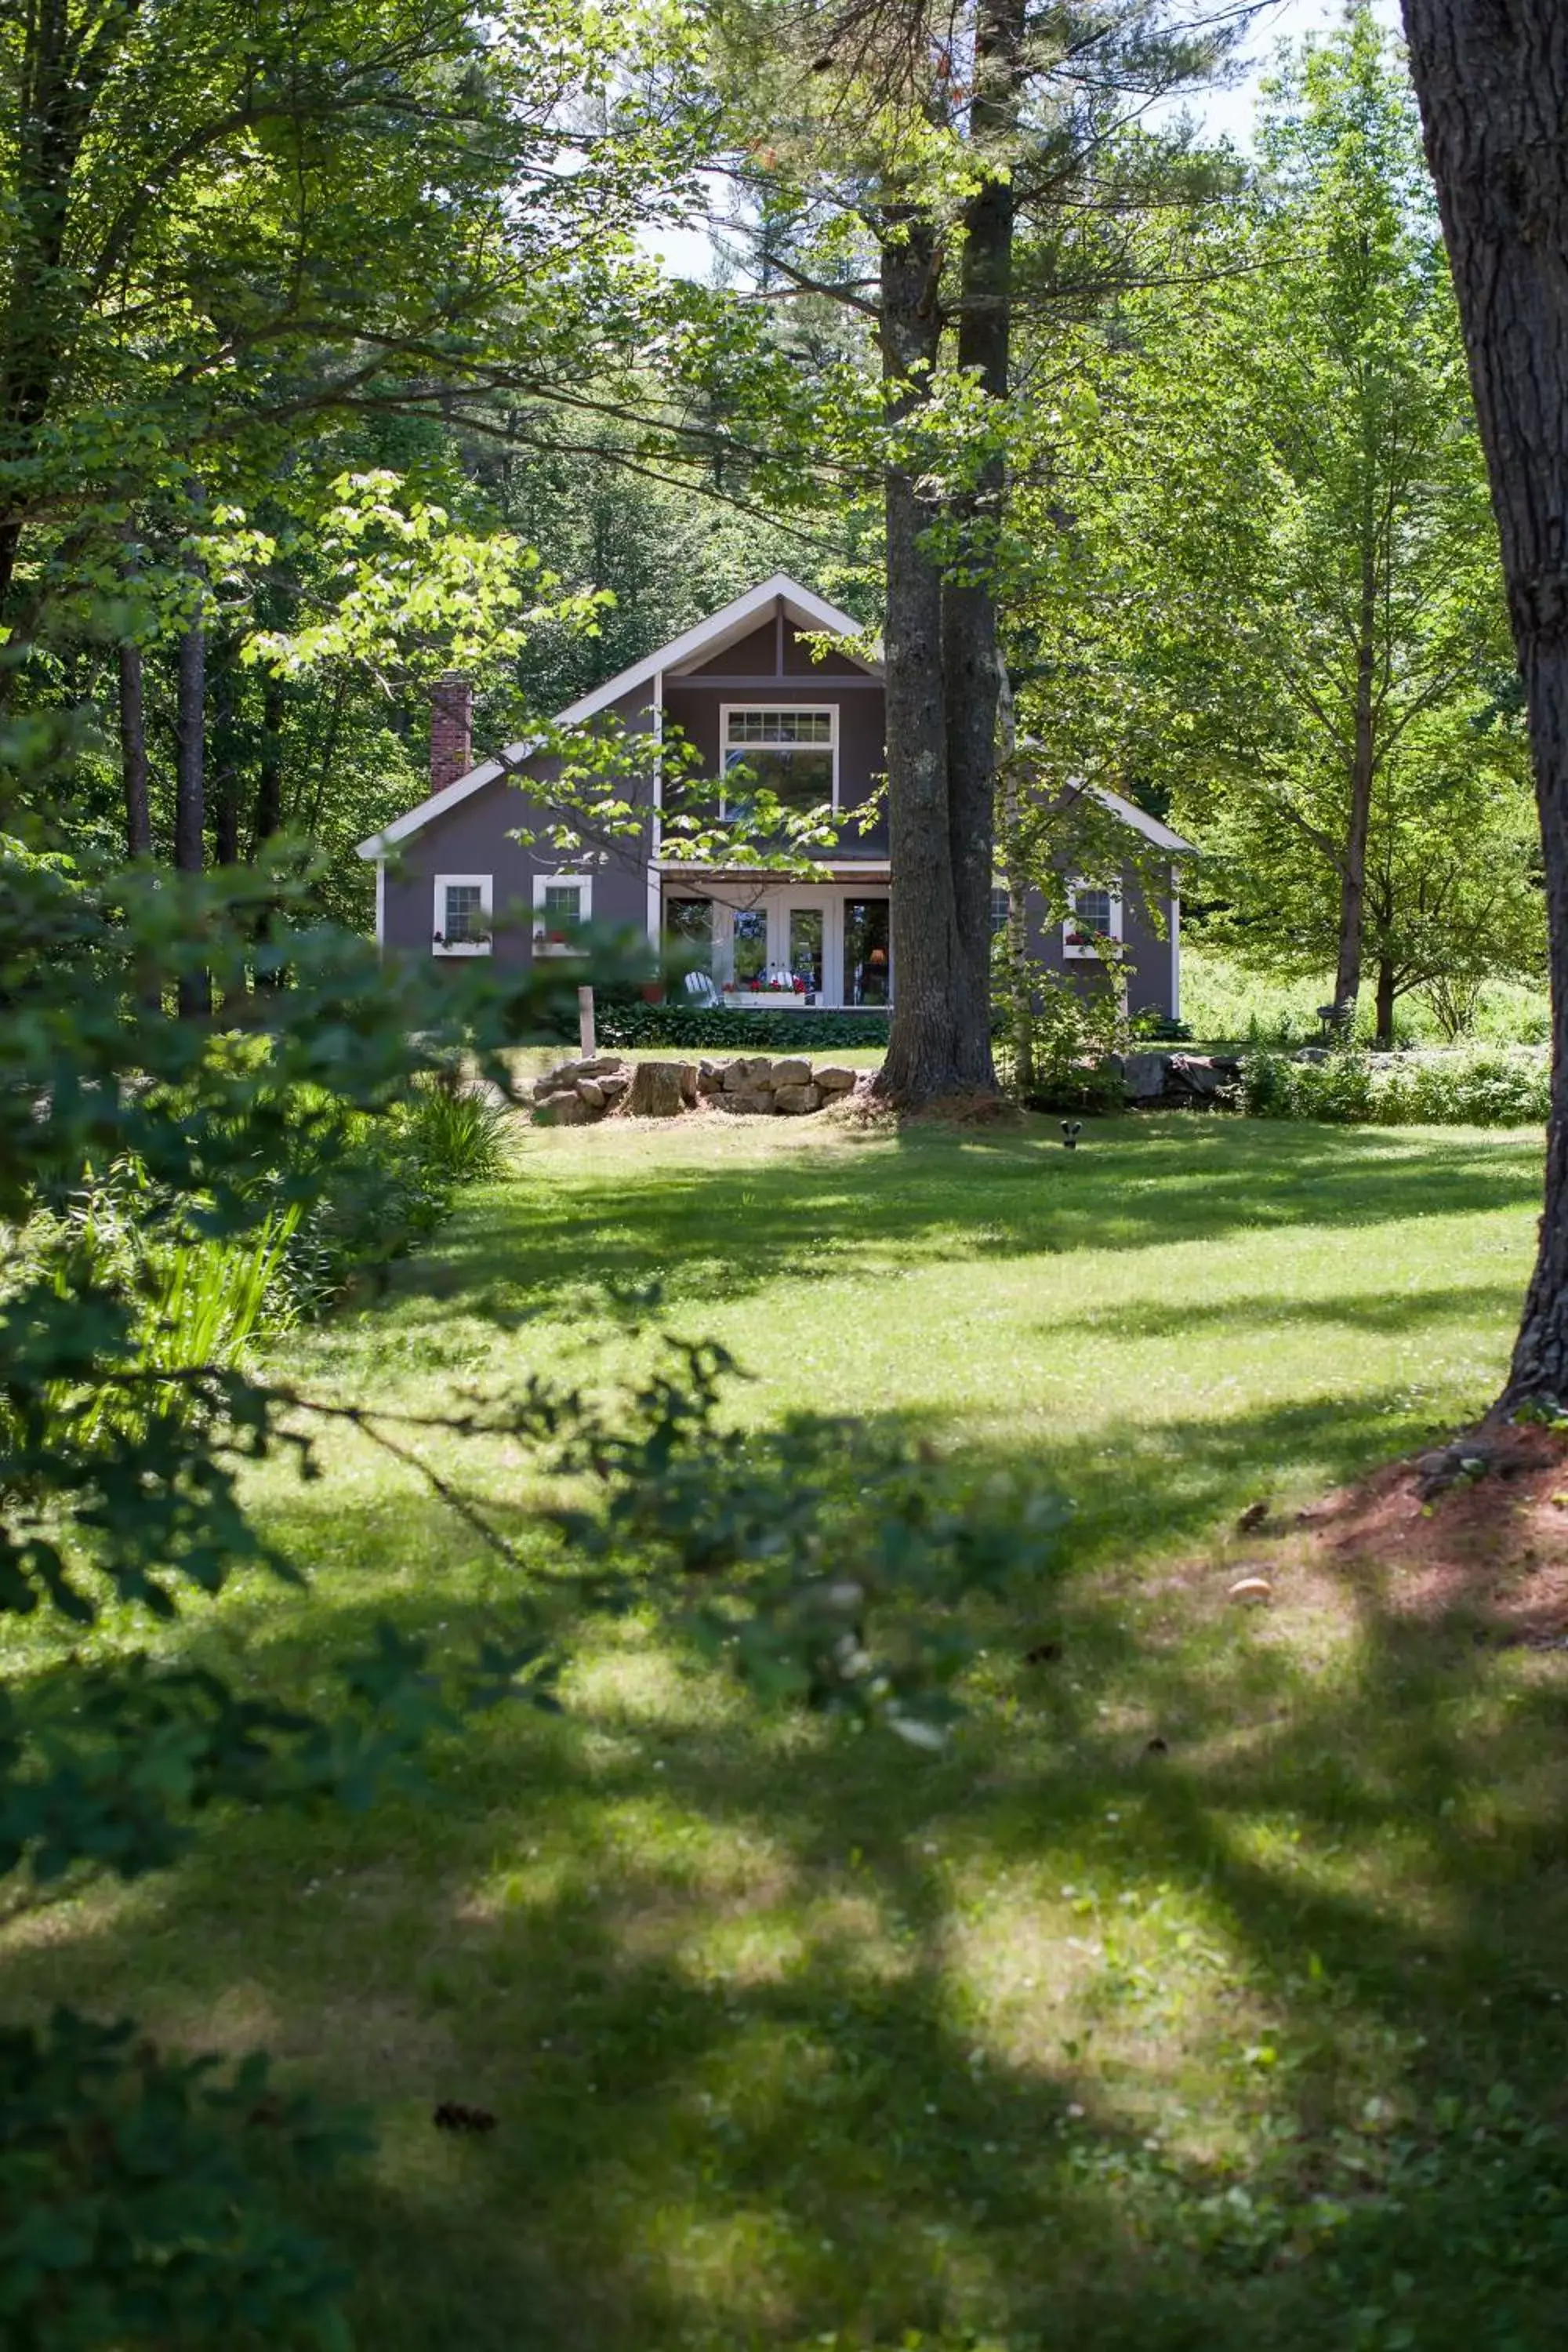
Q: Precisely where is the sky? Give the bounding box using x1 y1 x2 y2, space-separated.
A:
637 0 1406 281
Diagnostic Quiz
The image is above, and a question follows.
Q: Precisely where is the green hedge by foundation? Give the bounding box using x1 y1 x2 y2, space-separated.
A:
596 1002 894 1051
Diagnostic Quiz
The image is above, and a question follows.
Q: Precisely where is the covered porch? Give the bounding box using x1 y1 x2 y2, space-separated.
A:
659 871 892 1011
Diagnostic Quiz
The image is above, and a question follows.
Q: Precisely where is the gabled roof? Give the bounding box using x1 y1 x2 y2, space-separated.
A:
1091 785 1196 858
357 573 872 859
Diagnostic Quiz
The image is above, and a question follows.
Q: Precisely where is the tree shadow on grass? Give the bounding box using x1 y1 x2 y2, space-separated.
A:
5 1461 1568 2351
238 1371 1511 1602
1023 1277 1526 1347
397 1117 1541 1327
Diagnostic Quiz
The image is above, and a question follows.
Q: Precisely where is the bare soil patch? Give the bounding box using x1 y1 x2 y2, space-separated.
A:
1303 1421 1568 1645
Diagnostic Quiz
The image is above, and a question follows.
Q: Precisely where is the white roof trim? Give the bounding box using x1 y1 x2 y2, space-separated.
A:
356 575 872 858
1090 784 1196 857
356 745 539 859
555 574 875 722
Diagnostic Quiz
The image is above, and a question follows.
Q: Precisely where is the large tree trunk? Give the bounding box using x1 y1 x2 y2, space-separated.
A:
0 0 136 641
997 676 1033 1094
118 641 151 857
209 632 241 866
938 0 1025 1096
174 590 211 1019
877 207 965 1104
1399 1 1568 1407
1334 514 1378 1013
1374 953 1396 1051
253 673 286 846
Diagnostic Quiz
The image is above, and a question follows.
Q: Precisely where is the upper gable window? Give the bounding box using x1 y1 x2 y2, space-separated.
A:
721 706 837 816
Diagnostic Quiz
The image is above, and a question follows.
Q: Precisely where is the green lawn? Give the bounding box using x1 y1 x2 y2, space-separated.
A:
5 1112 1567 2352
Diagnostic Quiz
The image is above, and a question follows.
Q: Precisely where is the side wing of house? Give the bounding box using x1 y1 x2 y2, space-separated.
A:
1016 789 1194 1023
367 684 657 969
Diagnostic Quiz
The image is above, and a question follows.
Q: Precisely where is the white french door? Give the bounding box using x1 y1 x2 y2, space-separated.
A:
688 886 893 1009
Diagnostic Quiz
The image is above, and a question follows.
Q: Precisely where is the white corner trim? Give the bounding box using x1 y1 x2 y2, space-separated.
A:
1171 885 1181 1018
532 870 593 956
432 872 494 956
374 858 385 954
651 669 663 860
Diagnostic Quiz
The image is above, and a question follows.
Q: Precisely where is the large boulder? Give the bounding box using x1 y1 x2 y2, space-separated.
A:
626 1060 688 1118
775 1083 822 1115
696 1061 728 1095
1123 1051 1171 1102
1121 1052 1243 1109
771 1057 812 1087
716 1089 777 1116
722 1055 772 1092
533 1054 625 1099
534 1091 596 1127
1167 1054 1242 1102
814 1065 857 1093
575 1078 606 1109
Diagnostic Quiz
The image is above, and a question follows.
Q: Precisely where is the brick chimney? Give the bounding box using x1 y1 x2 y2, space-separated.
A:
429 673 472 795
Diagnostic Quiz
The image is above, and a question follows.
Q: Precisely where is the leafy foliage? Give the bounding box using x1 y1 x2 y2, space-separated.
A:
992 955 1128 1114
596 1001 893 1051
1242 1046 1550 1127
0 839 1061 2343
1009 14 1537 1037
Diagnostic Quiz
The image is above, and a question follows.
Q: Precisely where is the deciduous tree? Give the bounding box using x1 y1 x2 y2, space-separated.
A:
1399 0 1568 1406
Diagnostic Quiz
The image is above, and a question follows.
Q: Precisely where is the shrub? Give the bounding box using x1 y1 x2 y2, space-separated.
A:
1377 1050 1550 1127
1131 1008 1193 1044
1243 1047 1549 1127
597 1001 891 1051
1243 1048 1377 1123
994 962 1129 1113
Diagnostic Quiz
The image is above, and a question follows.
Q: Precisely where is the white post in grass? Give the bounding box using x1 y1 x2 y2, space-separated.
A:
578 985 596 1058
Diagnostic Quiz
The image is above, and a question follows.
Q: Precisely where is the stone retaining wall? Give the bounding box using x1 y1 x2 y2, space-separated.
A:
532 1054 865 1124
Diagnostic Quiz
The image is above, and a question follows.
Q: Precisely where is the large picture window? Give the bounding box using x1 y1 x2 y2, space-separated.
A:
720 706 837 817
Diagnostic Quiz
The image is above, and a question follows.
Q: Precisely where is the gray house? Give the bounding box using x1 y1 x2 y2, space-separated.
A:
358 573 1194 1021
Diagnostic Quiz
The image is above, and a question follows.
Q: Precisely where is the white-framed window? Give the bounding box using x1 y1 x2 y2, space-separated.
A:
989 884 1011 937
1064 879 1123 960
719 706 837 816
532 871 592 955
433 873 492 956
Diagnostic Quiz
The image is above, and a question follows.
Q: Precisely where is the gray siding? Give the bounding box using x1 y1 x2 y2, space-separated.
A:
1025 866 1178 1018
375 604 1182 1020
381 686 654 968
664 601 887 858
